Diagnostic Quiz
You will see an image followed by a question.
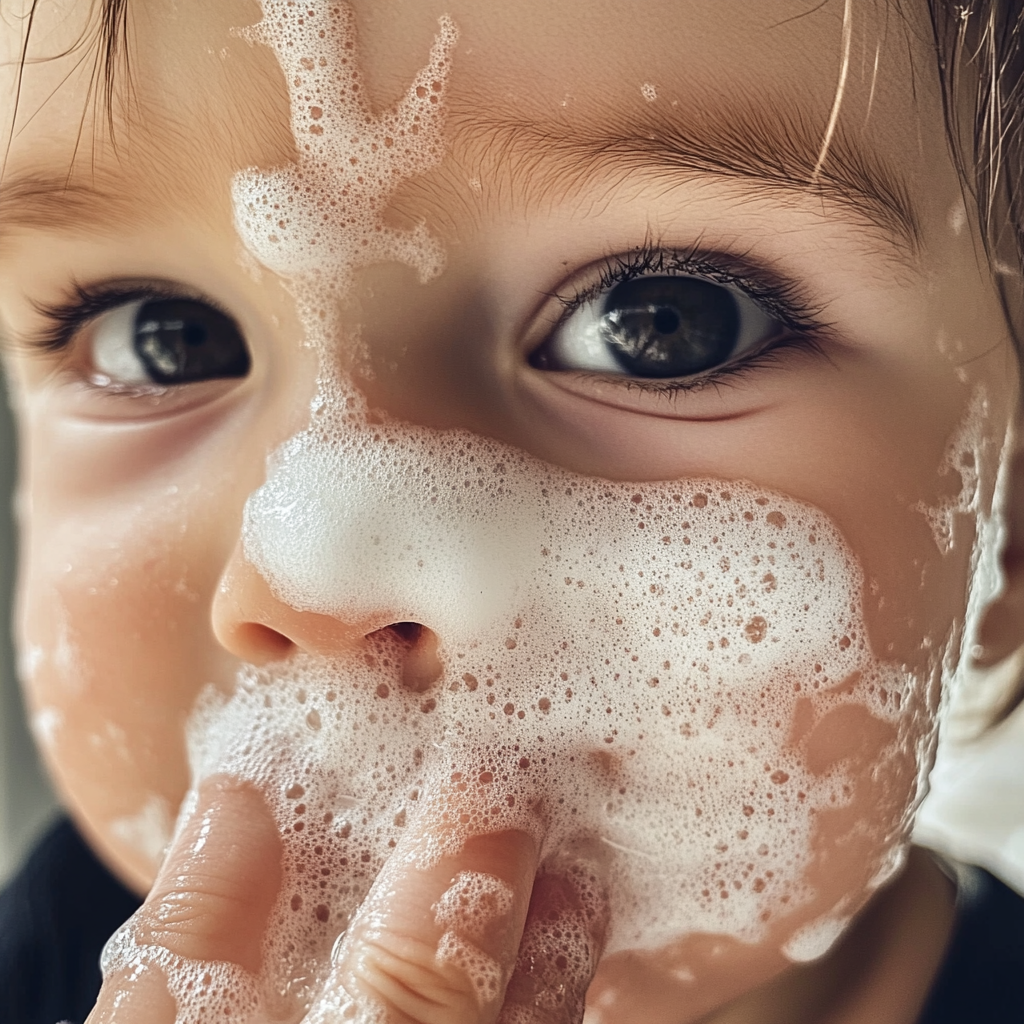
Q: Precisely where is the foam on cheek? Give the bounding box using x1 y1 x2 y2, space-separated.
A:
914 387 990 559
781 914 852 963
99 2 949 1018
109 794 174 869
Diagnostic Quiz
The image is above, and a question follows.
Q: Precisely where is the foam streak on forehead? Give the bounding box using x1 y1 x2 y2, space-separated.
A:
232 1 457 300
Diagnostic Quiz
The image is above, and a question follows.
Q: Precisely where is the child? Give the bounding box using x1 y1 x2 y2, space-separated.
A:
0 0 1023 1022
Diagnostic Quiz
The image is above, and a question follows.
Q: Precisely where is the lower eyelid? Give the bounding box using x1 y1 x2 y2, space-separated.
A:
47 373 246 425
540 333 824 403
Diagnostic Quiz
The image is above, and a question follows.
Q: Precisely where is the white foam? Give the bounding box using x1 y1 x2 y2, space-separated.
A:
101 921 260 1024
100 2 962 1019
432 871 515 1004
232 0 457 302
157 471 934 1018
434 871 514 943
781 913 851 963
30 706 62 748
914 387 990 558
18 643 44 683
109 794 174 870
436 930 504 1006
504 852 608 1022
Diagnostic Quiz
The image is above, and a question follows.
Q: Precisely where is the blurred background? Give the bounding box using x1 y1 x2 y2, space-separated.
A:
0 377 58 885
0 376 1021 892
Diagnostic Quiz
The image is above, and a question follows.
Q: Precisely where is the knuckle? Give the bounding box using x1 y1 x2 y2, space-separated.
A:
352 932 492 1024
135 875 261 964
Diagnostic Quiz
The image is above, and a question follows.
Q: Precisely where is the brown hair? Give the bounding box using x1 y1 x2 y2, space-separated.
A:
930 2 1024 348
3 0 130 174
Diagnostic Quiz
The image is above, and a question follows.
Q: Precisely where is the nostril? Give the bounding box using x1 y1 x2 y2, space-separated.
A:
389 621 424 643
233 623 296 664
370 622 444 693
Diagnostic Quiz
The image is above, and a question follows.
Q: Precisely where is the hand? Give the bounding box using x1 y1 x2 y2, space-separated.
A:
88 775 608 1024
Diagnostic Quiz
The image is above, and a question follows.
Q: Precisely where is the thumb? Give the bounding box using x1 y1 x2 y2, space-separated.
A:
309 824 538 1024
87 774 282 1023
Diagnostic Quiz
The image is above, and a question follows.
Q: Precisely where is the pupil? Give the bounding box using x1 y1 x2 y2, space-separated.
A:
183 323 207 346
133 299 250 384
652 307 680 335
600 276 740 378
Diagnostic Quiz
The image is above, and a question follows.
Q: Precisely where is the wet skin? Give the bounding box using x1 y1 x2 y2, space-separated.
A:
0 0 1020 1022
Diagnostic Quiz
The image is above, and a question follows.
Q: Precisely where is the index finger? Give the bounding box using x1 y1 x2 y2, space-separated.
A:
87 775 282 1024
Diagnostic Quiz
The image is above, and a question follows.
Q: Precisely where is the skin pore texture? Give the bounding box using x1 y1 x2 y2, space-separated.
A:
0 0 1020 1022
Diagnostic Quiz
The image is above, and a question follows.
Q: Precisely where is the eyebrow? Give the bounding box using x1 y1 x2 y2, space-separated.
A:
448 96 921 254
0 170 147 239
1 96 919 254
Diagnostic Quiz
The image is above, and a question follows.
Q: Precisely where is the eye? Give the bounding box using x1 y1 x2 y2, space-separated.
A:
90 297 251 386
533 274 783 380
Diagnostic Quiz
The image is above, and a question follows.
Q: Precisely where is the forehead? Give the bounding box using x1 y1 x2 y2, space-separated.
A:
0 0 947 249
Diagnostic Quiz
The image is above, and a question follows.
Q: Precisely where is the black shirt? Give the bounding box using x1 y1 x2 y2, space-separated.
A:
0 819 1021 1023
0 820 140 1024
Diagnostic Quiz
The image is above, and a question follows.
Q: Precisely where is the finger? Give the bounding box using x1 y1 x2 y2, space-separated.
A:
498 851 610 1024
87 775 282 1024
310 826 538 1024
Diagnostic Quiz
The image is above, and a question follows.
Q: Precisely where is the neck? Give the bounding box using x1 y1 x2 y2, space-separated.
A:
701 847 957 1024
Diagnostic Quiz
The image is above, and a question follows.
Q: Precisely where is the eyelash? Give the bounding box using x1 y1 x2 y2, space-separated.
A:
26 281 209 356
549 240 832 395
24 248 830 399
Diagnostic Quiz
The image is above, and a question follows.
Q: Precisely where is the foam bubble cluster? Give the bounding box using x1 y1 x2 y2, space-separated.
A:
145 473 927 1017
101 2 946 1020
433 872 513 1005
435 871 515 942
101 926 259 1022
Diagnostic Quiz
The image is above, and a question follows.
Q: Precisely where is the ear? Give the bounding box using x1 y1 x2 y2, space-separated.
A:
972 441 1024 721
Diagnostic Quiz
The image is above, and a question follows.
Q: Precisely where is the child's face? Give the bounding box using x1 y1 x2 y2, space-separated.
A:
0 0 1020 1019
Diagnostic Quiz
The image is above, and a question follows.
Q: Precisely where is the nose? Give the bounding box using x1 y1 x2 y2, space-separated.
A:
212 550 444 691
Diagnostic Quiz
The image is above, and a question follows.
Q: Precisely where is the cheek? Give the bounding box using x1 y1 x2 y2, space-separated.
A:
832 403 988 677
16 490 238 888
